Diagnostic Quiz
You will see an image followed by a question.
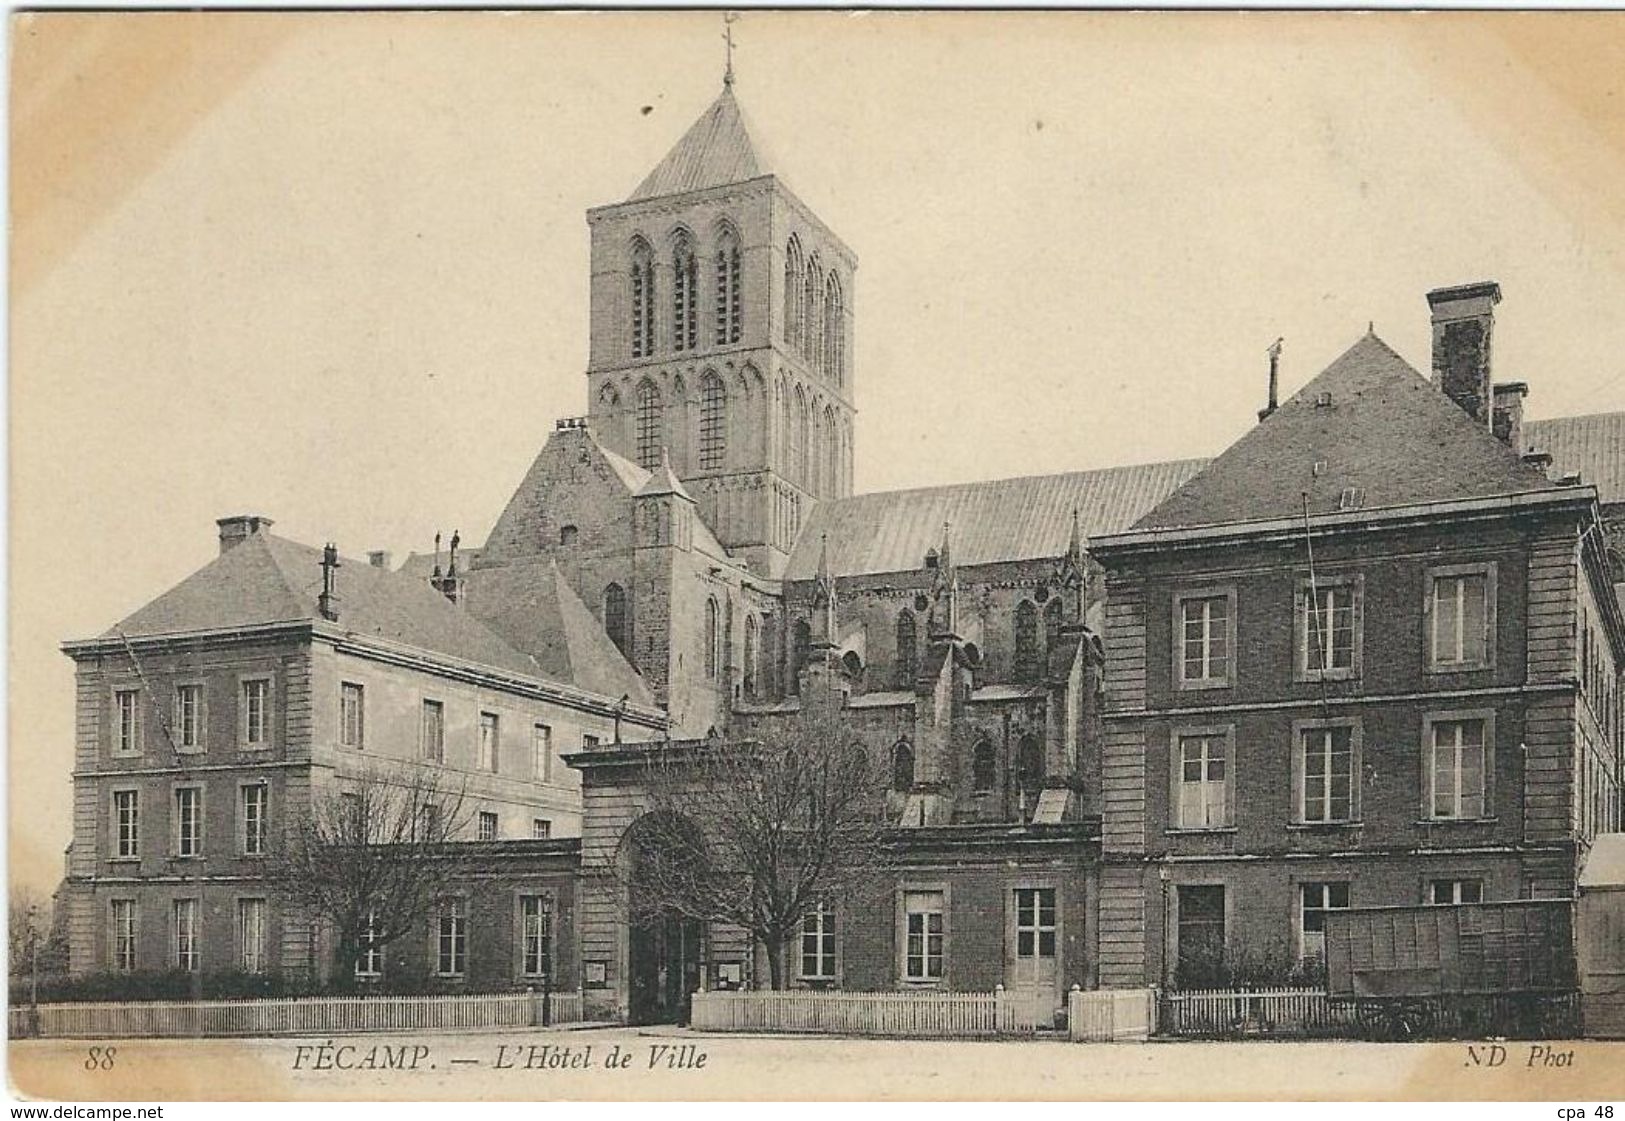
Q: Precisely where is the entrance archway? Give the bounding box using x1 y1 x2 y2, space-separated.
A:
624 812 707 1026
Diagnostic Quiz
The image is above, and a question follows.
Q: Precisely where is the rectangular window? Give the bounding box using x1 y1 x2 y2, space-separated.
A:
174 899 199 971
1175 732 1230 829
340 683 365 749
1175 885 1226 989
1429 569 1492 670
1298 725 1355 824
478 811 498 841
1297 580 1359 678
1429 718 1488 820
1177 594 1232 687
582 734 600 750
800 904 837 980
418 803 442 842
175 787 202 857
111 900 137 972
242 679 269 746
479 712 500 773
240 784 268 856
532 818 552 840
1429 879 1483 906
421 700 444 763
113 790 139 859
176 684 204 751
1299 882 1350 964
1014 888 1057 959
903 890 945 981
436 898 466 977
520 895 551 977
356 911 382 978
114 689 140 754
238 898 267 974
532 724 552 781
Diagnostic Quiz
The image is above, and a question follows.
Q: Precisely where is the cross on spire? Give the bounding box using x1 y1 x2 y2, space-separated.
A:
723 12 738 87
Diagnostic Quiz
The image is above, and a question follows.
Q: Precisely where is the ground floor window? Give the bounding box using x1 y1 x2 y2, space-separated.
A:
1013 888 1056 959
1299 882 1350 965
1175 884 1225 989
436 899 466 977
902 890 944 982
238 898 267 974
110 899 137 972
519 895 551 978
1429 879 1483 905
800 904 836 981
173 899 199 972
356 911 382 978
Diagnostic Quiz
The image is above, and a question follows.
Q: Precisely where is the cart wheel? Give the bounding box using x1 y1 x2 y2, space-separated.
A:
1393 1001 1435 1041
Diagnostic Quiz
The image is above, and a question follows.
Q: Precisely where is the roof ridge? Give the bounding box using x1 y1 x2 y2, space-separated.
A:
831 457 1213 506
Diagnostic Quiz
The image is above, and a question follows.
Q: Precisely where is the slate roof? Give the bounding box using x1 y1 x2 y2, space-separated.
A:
1526 412 1625 505
781 459 1208 580
460 558 654 706
1131 333 1563 532
630 85 768 202
102 532 541 678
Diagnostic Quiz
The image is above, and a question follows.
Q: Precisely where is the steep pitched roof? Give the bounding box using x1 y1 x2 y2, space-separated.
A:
103 533 542 677
1527 412 1625 505
782 459 1208 580
460 559 654 706
636 450 695 500
629 85 768 202
1131 333 1562 532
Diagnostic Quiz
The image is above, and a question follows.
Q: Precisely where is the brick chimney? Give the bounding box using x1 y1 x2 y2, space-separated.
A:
1427 281 1501 426
217 515 273 555
1492 381 1528 451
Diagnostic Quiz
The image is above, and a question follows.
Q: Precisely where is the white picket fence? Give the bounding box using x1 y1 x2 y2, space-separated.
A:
690 987 1052 1037
1163 987 1355 1038
1068 987 1158 1041
8 990 585 1039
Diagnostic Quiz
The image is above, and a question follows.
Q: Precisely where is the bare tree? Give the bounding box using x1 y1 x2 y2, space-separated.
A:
630 710 889 990
9 887 48 977
275 765 472 988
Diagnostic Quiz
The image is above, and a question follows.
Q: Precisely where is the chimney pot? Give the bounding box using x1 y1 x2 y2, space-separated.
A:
217 515 274 556
1427 281 1501 426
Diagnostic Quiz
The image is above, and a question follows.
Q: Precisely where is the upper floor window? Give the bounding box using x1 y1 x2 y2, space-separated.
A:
176 684 204 752
477 811 498 841
823 273 844 385
802 259 822 367
240 783 268 856
891 740 915 793
340 682 364 750
1296 576 1361 681
715 228 742 344
532 818 552 839
174 786 202 857
241 678 269 747
1176 590 1233 689
1013 600 1041 684
114 689 140 755
603 583 629 658
672 234 698 352
421 699 445 763
783 237 803 349
1429 879 1483 905
532 724 552 782
800 903 836 981
972 741 997 793
699 373 727 470
479 712 500 773
113 789 139 859
1424 713 1491 820
1294 722 1357 825
895 610 918 689
1174 729 1232 830
635 380 663 470
629 239 655 358
1426 564 1495 672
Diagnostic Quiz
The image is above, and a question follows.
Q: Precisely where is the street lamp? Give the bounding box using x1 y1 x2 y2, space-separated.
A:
1158 866 1171 991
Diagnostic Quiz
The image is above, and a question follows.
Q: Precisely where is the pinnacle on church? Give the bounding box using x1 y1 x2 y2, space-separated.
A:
628 83 769 202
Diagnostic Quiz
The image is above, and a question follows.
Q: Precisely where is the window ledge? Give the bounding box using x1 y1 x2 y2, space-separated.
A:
1295 671 1359 685
1285 821 1362 831
1416 817 1498 826
1165 827 1238 836
107 857 141 864
1175 679 1233 693
1425 663 1493 676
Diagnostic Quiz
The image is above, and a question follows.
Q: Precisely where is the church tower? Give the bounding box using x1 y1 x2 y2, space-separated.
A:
585 80 857 578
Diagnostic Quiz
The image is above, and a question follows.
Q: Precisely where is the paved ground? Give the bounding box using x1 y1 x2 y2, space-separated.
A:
9 1025 1620 1101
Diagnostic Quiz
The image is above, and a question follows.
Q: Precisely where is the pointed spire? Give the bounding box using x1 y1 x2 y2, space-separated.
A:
629 82 768 201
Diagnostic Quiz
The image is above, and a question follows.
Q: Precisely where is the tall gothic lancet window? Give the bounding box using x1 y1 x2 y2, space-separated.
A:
891 740 916 793
823 274 844 386
895 610 918 688
672 234 698 353
1014 600 1041 684
823 406 839 497
629 239 655 358
699 373 727 471
743 614 758 700
603 583 629 658
715 229 742 344
1044 597 1065 659
635 379 663 469
802 260 821 367
704 598 719 679
783 238 803 350
793 387 810 488
790 619 811 695
972 740 998 794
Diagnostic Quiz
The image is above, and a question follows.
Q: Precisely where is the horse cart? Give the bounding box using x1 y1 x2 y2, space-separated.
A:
1322 899 1577 1041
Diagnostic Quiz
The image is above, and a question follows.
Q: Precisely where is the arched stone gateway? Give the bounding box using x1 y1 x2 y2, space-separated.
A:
623 811 706 1026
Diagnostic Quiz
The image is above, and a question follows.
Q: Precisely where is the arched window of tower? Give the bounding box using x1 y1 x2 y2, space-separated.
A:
793 385 810 489
603 583 629 658
672 231 698 353
783 237 803 350
823 273 844 386
823 406 838 498
714 225 742 345
699 372 727 471
635 379 663 470
629 237 655 359
802 257 822 367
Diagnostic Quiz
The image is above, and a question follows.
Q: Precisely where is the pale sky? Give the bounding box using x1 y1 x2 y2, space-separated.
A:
11 11 1625 894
